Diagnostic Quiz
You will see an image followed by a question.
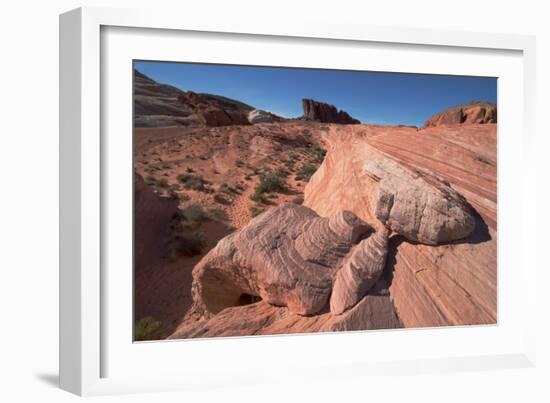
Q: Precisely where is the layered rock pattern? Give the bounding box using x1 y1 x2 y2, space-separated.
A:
169 293 401 339
304 124 497 328
423 101 497 128
304 129 476 245
190 204 378 318
302 98 360 124
330 227 390 314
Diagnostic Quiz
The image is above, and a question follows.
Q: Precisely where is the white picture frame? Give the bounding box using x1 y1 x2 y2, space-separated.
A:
59 6 537 396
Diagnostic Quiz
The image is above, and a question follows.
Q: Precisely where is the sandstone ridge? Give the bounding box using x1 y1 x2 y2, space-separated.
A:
423 101 497 128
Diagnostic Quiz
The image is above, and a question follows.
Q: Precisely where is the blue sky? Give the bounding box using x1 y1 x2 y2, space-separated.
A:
134 60 497 127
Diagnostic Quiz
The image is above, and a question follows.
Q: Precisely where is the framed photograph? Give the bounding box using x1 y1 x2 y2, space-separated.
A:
60 6 537 396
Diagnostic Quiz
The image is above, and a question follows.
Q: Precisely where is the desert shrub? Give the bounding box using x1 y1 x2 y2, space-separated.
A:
186 167 194 173
235 183 245 192
249 206 265 217
135 317 164 341
291 196 304 205
296 164 317 181
288 151 300 162
244 174 252 181
180 203 206 227
177 173 209 191
257 171 285 193
219 183 239 195
249 169 286 203
249 190 267 203
235 159 245 167
213 193 231 205
209 207 228 221
155 178 169 188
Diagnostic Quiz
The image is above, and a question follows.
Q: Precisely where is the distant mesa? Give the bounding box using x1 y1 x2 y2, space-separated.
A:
301 98 360 124
423 101 497 128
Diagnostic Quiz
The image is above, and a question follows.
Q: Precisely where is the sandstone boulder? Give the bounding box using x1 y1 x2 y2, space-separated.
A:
302 98 360 124
304 131 476 245
190 204 378 317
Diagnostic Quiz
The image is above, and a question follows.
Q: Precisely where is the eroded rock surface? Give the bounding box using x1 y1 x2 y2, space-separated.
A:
305 132 476 245
304 124 497 328
330 227 390 314
190 204 377 317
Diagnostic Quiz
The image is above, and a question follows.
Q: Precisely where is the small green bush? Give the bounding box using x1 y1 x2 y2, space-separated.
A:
155 178 169 188
177 173 209 191
257 171 285 193
180 204 206 227
135 317 164 341
296 164 317 181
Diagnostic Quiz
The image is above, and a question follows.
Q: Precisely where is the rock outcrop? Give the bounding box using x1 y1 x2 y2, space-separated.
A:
134 69 253 128
189 204 379 317
304 123 497 328
248 109 281 124
423 101 497 128
330 227 390 314
304 132 476 245
168 203 405 338
302 98 360 124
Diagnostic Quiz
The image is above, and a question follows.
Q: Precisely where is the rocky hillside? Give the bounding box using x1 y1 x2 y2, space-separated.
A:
134 69 254 128
302 98 360 124
423 101 497 128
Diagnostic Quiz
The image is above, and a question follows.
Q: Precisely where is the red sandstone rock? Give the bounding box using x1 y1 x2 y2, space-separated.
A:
304 123 497 328
189 204 375 317
423 101 497 128
302 98 360 124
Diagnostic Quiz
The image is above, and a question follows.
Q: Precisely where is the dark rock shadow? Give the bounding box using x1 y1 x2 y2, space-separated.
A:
382 234 407 288
455 210 492 245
